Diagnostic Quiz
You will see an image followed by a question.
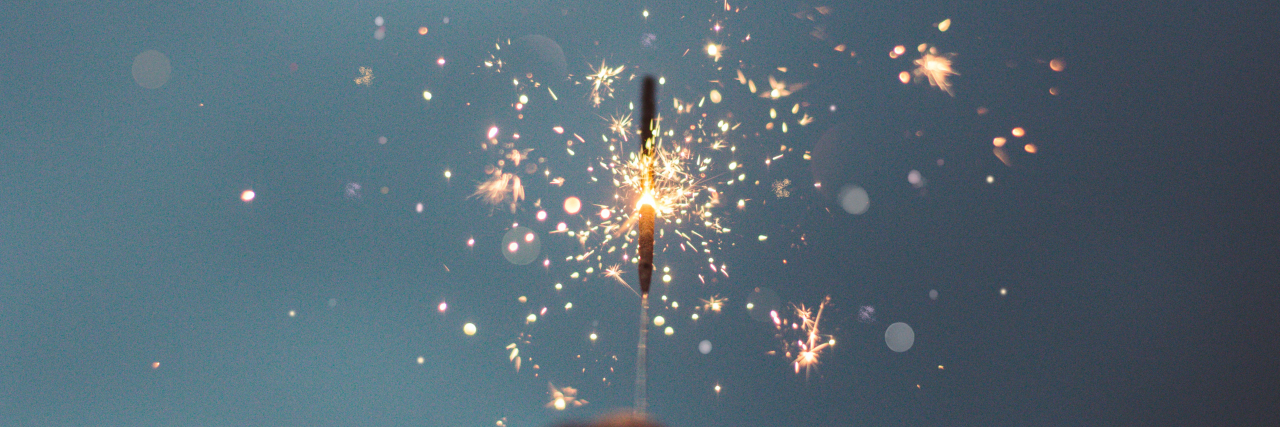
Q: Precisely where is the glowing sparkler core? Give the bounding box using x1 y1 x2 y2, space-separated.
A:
636 191 656 211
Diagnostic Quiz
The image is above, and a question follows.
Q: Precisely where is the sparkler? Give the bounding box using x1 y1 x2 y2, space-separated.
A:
634 76 658 415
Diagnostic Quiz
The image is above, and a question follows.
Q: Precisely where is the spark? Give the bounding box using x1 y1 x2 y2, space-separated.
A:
762 75 806 99
700 295 728 312
774 296 834 378
607 113 634 141
586 60 626 107
505 148 533 166
913 46 959 96
547 382 588 410
471 172 524 213
506 343 522 372
706 43 724 61
604 264 640 296
798 113 815 126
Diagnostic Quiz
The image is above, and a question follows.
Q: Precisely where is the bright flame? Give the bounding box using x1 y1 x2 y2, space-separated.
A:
637 191 657 211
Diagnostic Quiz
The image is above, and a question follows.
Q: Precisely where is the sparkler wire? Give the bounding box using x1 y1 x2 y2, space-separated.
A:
634 76 657 415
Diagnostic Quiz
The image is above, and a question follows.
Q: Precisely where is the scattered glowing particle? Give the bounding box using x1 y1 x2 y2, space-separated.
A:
374 16 384 26
986 175 995 184
536 210 547 221
758 235 768 241
1011 127 1026 137
898 71 911 84
564 196 581 215
288 310 296 317
518 94 529 104
664 326 674 336
663 274 672 283
417 356 425 364
437 57 446 66
444 170 452 179
706 43 719 57
565 302 573 310
1024 143 1038 153
152 361 160 369
590 333 598 341
709 89 722 103
599 208 611 220
643 9 649 18
526 314 538 323
524 232 535 243
993 137 1007 147
1050 58 1066 72
463 322 477 335
416 202 424 213
507 241 519 253
769 108 777 119
653 316 665 327
699 340 712 354
552 126 564 134
1049 87 1060 95
746 302 754 310
659 76 665 85
691 313 699 320
418 26 428 35
487 126 500 139
714 384 721 393
999 287 1008 296
380 186 389 194
518 296 528 303
354 67 374 86
938 365 945 370
929 289 939 300
438 302 448 312
555 283 563 290
240 189 255 202
938 18 951 32
466 237 475 247
891 45 906 58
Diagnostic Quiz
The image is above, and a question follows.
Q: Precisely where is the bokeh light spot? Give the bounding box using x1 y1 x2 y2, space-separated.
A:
132 50 172 89
502 227 540 265
746 288 780 322
885 322 915 352
838 185 870 215
563 196 581 215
